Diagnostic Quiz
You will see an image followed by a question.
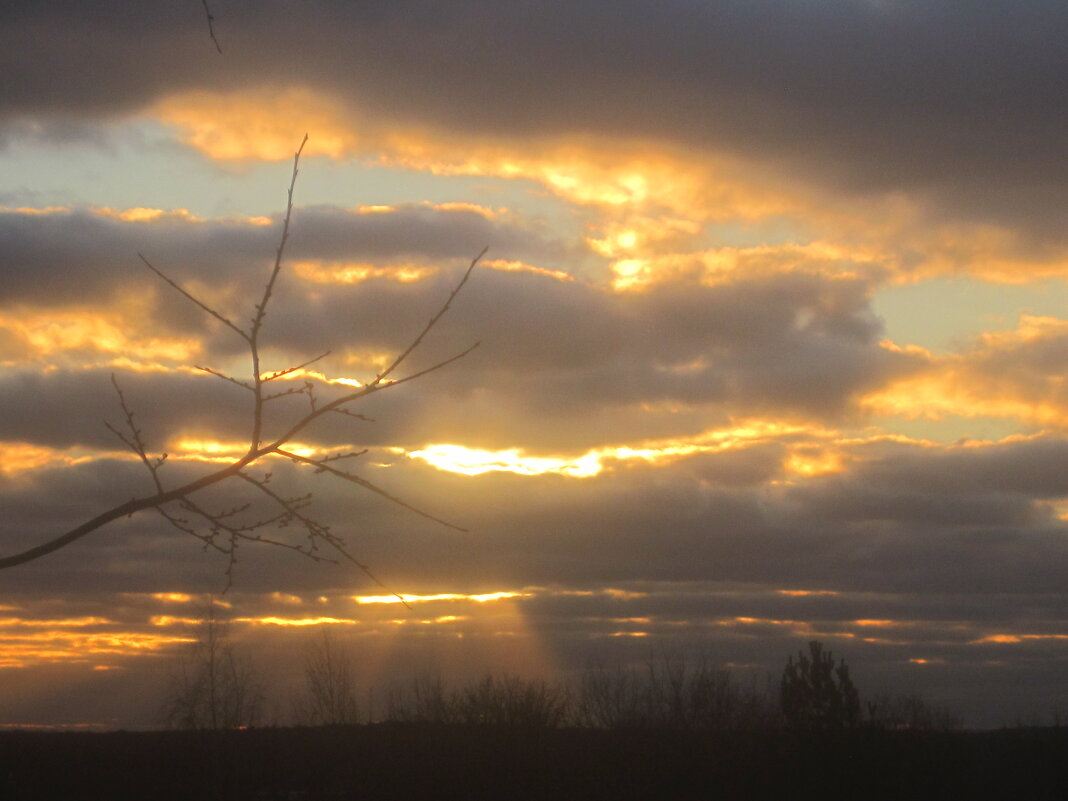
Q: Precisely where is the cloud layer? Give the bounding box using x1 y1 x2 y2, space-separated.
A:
2 1 1068 729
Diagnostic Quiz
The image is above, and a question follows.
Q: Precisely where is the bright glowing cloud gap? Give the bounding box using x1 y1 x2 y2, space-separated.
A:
407 420 827 478
353 591 531 605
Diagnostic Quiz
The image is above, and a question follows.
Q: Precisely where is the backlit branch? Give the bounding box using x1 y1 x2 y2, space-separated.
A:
263 350 331 381
274 448 467 533
0 134 484 591
202 0 223 54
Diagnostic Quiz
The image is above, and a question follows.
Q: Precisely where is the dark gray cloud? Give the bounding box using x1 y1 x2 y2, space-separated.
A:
2 1 1067 234
4 1 1068 731
0 203 562 307
0 204 919 454
8 428 1068 595
4 432 1068 728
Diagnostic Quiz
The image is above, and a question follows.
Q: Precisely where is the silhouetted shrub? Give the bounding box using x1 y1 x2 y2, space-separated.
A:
780 640 861 730
387 674 569 728
386 676 457 724
866 692 961 731
454 675 571 728
576 651 776 731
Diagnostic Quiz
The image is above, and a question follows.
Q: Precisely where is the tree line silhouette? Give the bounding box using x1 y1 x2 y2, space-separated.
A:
160 612 959 733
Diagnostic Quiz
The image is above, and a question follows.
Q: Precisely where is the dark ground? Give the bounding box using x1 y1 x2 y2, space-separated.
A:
1 725 1066 800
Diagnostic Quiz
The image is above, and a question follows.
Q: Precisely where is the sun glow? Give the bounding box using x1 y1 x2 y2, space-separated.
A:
171 438 320 461
483 259 575 283
408 420 821 478
353 591 533 605
151 593 192 603
407 445 603 478
784 447 844 477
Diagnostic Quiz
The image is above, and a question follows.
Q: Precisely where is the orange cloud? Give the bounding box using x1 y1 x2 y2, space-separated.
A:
152 88 797 223
0 442 98 475
776 590 840 597
353 591 532 605
153 88 361 160
863 316 1068 431
0 626 193 668
149 87 1068 288
292 260 436 285
234 616 360 627
407 419 826 478
0 304 200 363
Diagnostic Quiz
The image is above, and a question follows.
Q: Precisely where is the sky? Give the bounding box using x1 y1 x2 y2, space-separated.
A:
2 0 1068 729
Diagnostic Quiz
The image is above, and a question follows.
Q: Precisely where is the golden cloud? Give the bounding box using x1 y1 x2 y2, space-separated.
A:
353 591 532 605
0 304 200 364
863 316 1068 430
150 87 1068 288
407 419 828 478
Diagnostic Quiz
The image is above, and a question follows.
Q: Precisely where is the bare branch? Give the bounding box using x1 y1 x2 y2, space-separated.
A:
237 471 410 606
139 253 248 342
249 134 308 453
268 340 481 450
0 458 250 569
375 247 487 385
202 0 223 54
316 449 368 465
264 385 311 402
263 350 331 382
251 135 308 342
274 447 467 532
196 365 254 392
107 373 165 493
329 407 375 423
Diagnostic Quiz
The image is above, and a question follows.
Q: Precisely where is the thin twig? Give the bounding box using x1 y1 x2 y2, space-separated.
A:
249 134 308 452
274 447 467 532
375 247 487 385
202 0 223 54
196 365 254 392
263 350 331 382
139 254 248 341
316 449 368 465
237 471 410 606
264 385 310 402
107 373 166 493
268 341 480 449
329 407 375 423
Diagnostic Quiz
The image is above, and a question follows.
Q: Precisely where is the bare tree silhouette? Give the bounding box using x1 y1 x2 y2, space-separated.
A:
0 135 485 594
295 629 361 726
161 599 265 730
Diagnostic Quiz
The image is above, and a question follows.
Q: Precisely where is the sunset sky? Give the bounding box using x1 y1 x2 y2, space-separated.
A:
3 1 1068 728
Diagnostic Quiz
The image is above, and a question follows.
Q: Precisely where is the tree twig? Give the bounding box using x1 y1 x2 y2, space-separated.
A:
274 447 467 532
202 0 223 54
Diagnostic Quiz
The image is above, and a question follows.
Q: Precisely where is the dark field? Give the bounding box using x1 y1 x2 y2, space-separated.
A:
1 725 1067 801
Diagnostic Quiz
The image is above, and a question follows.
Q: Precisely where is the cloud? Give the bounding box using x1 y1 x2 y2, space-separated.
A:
5 1 1068 730
864 314 1068 430
4 1 1068 244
